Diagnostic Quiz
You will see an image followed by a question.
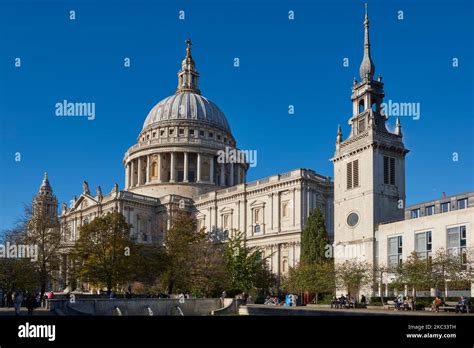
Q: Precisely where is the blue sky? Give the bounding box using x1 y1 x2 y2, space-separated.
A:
0 0 473 229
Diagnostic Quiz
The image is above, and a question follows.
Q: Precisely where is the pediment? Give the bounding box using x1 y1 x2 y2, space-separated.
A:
249 199 265 208
219 206 234 214
71 194 98 211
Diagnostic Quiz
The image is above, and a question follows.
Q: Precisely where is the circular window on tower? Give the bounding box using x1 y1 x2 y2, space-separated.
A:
347 212 359 227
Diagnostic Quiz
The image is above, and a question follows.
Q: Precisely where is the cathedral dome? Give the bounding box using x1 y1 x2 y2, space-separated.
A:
123 39 247 200
142 92 231 133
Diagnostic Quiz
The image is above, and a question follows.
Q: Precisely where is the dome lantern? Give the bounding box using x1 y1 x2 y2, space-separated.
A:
176 38 201 95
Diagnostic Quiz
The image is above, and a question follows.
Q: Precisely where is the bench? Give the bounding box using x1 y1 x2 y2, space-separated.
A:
439 301 457 312
439 301 471 313
386 300 396 310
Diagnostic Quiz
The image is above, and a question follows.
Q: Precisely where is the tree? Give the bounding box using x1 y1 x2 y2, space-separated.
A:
223 231 276 295
189 235 228 297
335 260 372 299
23 205 62 300
282 262 335 302
431 248 474 301
72 212 136 292
0 226 39 296
373 265 390 305
394 251 432 300
129 243 167 291
301 208 329 264
160 210 205 294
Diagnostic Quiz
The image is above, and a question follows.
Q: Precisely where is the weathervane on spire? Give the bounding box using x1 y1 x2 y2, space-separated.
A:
176 36 201 95
185 36 192 59
359 2 375 81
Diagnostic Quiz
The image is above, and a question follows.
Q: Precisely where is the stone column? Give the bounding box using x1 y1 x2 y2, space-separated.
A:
170 152 176 183
237 165 242 185
230 162 234 186
145 155 150 183
131 160 135 187
209 155 214 184
137 157 143 185
125 163 130 189
157 154 162 183
183 152 189 183
197 153 202 183
220 162 225 186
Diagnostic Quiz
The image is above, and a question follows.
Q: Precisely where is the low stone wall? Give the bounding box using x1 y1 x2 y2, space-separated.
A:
48 298 222 316
211 299 244 315
239 305 390 316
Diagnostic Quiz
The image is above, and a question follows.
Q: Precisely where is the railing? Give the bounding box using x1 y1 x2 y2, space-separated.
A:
125 137 224 156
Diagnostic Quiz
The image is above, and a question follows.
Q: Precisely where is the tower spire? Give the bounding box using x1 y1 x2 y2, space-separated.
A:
359 3 375 81
39 171 52 194
395 117 402 136
176 37 201 95
336 124 343 144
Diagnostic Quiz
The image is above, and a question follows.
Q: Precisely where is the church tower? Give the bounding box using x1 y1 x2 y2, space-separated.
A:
32 172 58 221
331 4 408 265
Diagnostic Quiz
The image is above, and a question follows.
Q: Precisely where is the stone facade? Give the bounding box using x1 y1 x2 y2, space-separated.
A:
193 168 333 279
51 39 334 291
376 194 474 297
32 7 472 296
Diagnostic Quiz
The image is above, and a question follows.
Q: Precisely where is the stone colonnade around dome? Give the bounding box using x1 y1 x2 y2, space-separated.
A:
125 150 245 189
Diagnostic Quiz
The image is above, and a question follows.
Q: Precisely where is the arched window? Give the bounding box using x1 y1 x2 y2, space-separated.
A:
358 100 365 113
372 100 377 112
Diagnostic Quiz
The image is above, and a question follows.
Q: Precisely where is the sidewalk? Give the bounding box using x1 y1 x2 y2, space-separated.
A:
240 304 474 316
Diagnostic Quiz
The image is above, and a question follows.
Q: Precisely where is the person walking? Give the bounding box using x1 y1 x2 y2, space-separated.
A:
13 291 23 316
25 293 36 315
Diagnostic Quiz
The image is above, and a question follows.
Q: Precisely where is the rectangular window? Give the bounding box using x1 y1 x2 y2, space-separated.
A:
169 128 174 135
441 202 450 213
346 160 359 189
447 226 467 265
353 160 359 187
209 132 214 138
199 130 205 136
358 117 366 133
160 129 165 136
411 209 420 219
426 205 434 216
384 156 396 185
189 129 195 135
179 128 185 135
254 208 262 224
388 236 403 269
253 208 262 234
415 231 432 260
389 158 395 185
457 198 468 210
347 162 352 189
